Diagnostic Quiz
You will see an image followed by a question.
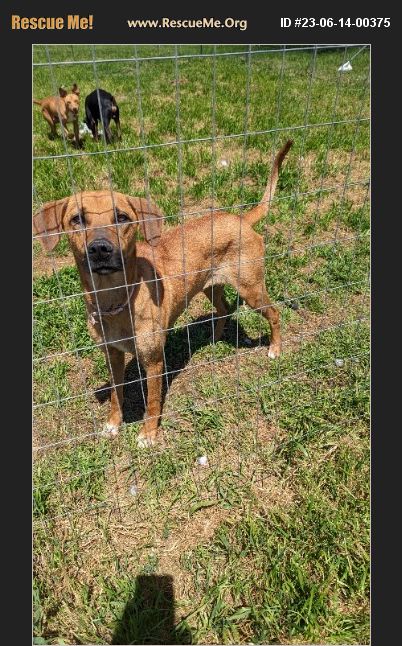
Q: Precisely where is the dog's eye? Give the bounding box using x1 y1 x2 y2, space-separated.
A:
70 213 85 227
116 212 130 224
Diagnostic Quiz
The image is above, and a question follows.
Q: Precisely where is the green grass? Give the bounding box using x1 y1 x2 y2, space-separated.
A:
33 44 370 645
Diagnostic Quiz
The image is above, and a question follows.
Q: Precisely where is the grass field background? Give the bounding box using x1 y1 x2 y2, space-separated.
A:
33 45 370 645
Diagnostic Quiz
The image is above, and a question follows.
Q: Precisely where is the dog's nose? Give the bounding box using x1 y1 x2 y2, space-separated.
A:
88 238 114 260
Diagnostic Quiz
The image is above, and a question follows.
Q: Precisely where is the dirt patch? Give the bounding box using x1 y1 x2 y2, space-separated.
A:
35 436 295 615
156 506 235 600
33 250 74 277
302 149 370 200
283 292 368 354
251 474 294 513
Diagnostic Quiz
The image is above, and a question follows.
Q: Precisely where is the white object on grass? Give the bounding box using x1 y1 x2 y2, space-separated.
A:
335 358 344 367
129 484 138 496
137 434 155 449
79 122 92 136
197 455 208 466
102 422 119 437
79 123 104 138
219 159 229 167
338 61 353 72
338 45 367 73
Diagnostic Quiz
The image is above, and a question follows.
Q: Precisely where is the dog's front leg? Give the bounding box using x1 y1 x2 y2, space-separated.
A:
61 120 70 139
103 346 125 437
137 358 164 448
72 119 81 147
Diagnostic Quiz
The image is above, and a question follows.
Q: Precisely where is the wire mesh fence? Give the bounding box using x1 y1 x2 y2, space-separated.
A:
32 43 370 643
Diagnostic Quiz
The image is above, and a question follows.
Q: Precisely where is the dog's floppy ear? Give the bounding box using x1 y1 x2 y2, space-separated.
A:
71 83 80 96
33 198 69 252
58 87 67 98
126 196 164 247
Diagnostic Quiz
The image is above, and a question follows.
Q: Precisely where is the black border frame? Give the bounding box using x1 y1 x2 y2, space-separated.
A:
1 2 399 643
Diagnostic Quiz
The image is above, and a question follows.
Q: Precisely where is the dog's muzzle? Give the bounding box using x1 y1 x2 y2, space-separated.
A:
86 238 123 274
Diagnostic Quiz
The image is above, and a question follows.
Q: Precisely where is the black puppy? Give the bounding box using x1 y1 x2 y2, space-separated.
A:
84 89 121 144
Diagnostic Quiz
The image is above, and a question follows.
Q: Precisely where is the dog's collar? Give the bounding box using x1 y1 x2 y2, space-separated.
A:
88 282 137 325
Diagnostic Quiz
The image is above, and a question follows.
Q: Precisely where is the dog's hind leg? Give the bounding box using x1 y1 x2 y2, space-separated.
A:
85 104 98 140
92 121 99 141
86 117 98 140
114 107 122 140
239 281 281 358
102 110 113 143
203 285 231 341
233 239 281 358
42 108 56 138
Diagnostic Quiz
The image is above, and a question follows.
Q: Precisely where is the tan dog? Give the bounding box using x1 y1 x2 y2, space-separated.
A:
33 84 80 146
33 140 292 447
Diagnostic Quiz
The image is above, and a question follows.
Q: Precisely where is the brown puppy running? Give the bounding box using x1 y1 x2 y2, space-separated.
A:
33 84 80 146
33 140 292 447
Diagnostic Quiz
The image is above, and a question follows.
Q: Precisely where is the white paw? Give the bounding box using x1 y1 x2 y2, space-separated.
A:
137 434 156 449
268 346 281 359
102 423 119 438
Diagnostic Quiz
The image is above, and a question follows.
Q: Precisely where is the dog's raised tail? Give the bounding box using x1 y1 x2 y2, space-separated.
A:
245 139 293 226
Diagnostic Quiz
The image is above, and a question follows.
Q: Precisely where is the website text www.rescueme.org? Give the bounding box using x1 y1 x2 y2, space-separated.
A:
127 17 248 31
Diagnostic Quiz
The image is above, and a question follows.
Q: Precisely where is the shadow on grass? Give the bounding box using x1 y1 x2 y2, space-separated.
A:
95 313 269 424
111 574 192 645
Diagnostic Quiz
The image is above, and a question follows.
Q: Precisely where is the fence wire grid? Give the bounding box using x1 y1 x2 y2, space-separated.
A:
32 43 370 644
